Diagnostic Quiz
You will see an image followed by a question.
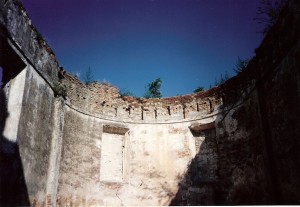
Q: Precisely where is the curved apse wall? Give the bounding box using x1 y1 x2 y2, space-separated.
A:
57 72 223 206
1 0 300 206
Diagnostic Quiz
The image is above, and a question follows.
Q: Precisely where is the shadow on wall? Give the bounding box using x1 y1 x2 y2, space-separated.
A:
0 70 30 205
169 96 270 205
170 127 219 206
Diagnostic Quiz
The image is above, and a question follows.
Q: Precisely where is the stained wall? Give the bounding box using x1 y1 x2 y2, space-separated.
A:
1 0 59 205
0 0 300 206
170 0 300 204
57 100 220 206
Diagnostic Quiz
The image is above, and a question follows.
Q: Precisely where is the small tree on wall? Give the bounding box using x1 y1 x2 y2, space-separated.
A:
193 86 205 93
144 78 162 98
119 88 135 97
83 67 93 85
53 82 68 99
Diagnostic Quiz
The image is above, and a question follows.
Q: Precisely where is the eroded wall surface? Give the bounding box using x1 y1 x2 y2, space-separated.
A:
57 103 219 206
0 0 300 206
255 5 300 201
171 0 300 204
1 0 60 205
17 65 56 205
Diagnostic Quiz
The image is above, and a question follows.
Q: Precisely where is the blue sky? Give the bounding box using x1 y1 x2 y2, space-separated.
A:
15 0 263 97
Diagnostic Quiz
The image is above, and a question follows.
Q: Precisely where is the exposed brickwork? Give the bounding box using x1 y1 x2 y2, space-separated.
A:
61 71 221 123
0 0 300 206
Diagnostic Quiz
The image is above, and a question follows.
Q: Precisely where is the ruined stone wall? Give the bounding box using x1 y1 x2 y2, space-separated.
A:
170 1 300 205
57 104 221 206
17 66 56 205
1 0 300 206
254 1 300 202
220 0 300 204
1 0 61 205
172 0 300 205
215 92 269 204
55 65 225 205
0 2 224 205
0 0 59 85
61 72 220 123
57 73 223 206
170 89 270 205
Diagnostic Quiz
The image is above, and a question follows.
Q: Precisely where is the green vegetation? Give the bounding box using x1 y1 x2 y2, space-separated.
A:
53 82 68 99
119 88 135 97
144 78 162 98
83 67 94 85
193 86 205 93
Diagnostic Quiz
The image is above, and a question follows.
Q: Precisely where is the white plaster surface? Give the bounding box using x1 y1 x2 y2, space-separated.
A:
58 104 222 206
47 99 64 207
3 67 27 142
100 133 124 182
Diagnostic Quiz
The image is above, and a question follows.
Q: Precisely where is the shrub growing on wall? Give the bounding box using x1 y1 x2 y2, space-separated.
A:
144 78 162 98
83 67 94 85
53 82 68 99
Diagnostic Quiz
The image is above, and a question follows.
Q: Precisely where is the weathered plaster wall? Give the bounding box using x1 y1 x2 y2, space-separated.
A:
17 65 56 205
57 104 219 206
0 41 59 205
0 0 59 85
56 63 223 206
170 124 219 206
1 0 300 206
1 0 61 206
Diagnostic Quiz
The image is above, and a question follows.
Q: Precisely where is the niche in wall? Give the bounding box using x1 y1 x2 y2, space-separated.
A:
100 125 129 183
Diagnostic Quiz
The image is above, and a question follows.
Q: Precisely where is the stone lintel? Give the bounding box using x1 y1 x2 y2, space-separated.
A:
103 124 129 135
189 121 215 132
